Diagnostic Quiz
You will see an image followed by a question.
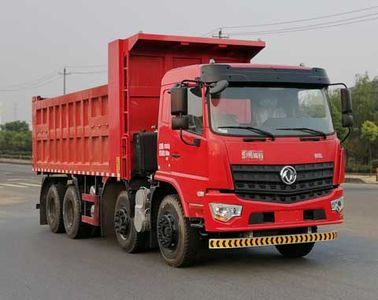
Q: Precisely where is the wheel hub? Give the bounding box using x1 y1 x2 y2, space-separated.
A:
114 207 130 237
157 213 178 249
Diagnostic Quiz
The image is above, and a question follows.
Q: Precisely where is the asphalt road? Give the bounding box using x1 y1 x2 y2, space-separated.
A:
0 163 377 300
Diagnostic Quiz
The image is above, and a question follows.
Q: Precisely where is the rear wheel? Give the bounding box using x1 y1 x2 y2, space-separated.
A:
114 191 148 253
157 194 199 267
46 183 66 233
63 185 90 239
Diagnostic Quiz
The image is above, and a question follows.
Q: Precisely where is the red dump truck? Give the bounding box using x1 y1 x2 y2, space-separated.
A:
33 33 353 267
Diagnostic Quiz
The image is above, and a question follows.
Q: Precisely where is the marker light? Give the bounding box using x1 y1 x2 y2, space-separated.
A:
209 203 242 222
331 197 344 213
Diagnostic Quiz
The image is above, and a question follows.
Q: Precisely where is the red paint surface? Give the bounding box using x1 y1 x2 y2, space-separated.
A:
33 33 265 179
32 33 344 232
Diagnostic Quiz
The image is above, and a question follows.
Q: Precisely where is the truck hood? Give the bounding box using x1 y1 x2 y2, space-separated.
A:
223 137 339 166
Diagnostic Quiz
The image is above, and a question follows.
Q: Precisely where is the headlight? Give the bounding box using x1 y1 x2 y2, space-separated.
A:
209 203 242 222
331 197 344 213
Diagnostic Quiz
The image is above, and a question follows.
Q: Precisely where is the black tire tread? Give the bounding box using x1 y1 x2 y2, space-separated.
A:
54 183 66 233
128 231 149 253
46 183 66 233
275 242 315 258
158 194 199 267
63 185 91 239
114 191 149 253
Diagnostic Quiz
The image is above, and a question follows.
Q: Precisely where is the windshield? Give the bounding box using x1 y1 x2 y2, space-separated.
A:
209 87 334 137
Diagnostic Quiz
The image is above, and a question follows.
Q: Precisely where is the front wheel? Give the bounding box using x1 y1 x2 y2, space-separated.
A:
157 195 199 267
275 242 315 258
275 228 316 258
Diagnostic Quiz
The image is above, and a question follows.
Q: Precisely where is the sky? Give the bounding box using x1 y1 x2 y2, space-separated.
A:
0 0 377 125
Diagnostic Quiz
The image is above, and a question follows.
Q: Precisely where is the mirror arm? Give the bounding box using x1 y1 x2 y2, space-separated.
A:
328 82 348 89
180 79 201 85
180 129 201 147
341 127 351 144
176 79 202 90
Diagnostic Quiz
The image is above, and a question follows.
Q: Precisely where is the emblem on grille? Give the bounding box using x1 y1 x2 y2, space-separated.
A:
280 166 297 185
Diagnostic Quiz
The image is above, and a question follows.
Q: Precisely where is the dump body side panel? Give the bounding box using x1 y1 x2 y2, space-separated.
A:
32 85 111 175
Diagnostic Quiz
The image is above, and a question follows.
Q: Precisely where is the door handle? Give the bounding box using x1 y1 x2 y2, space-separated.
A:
171 153 181 159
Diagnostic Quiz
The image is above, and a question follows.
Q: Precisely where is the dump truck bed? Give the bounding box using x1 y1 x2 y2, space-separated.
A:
32 33 265 179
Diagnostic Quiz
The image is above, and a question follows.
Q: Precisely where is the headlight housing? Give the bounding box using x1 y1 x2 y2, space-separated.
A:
209 203 242 222
331 197 344 213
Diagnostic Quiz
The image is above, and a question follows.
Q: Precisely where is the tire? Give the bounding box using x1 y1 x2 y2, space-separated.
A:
157 194 199 267
114 191 148 253
62 185 90 239
46 183 66 233
275 242 315 258
275 228 315 258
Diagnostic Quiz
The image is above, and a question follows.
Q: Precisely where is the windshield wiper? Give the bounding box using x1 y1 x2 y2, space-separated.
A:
218 126 275 140
275 127 327 139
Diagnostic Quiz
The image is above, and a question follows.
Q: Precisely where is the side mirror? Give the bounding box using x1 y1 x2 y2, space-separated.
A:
341 88 352 114
342 114 354 128
340 88 354 127
171 87 188 115
172 116 189 130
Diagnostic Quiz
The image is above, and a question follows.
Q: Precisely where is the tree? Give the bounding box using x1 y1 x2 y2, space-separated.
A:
0 121 32 157
329 90 348 139
361 120 378 174
339 74 378 168
0 120 29 132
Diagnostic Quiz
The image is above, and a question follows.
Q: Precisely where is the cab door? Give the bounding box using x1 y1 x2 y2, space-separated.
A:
169 88 209 189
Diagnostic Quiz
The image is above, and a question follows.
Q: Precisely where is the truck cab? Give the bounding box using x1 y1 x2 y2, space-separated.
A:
151 62 352 265
156 63 349 232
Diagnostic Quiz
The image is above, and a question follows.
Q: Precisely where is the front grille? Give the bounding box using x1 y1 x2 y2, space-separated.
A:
231 162 334 204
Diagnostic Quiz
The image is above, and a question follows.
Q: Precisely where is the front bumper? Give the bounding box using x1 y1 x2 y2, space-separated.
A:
209 231 337 249
190 187 343 232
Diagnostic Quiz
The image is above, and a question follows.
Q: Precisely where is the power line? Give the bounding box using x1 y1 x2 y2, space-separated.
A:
64 64 106 69
0 64 106 92
57 67 106 94
0 71 58 89
70 70 107 74
224 5 378 30
203 5 378 36
0 65 106 95
230 12 378 36
0 75 60 92
230 14 378 36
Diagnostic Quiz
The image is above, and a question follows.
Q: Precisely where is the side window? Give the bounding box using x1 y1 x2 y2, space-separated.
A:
187 88 203 135
161 89 171 124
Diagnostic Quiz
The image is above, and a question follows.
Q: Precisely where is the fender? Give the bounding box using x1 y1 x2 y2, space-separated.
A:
153 172 189 216
38 175 50 225
100 177 125 237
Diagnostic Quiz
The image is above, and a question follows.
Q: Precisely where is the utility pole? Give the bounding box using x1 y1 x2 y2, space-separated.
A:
13 103 17 121
58 67 72 94
212 27 229 39
63 67 67 95
0 101 3 125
